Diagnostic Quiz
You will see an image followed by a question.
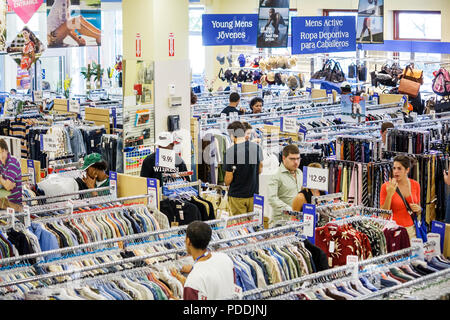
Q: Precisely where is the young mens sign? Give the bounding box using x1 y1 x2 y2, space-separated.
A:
291 16 356 54
202 14 258 46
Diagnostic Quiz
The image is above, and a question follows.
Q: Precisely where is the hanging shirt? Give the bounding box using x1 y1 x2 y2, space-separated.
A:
183 252 236 300
0 153 22 204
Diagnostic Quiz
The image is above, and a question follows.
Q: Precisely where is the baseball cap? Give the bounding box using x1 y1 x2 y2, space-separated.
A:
82 153 103 170
156 131 173 147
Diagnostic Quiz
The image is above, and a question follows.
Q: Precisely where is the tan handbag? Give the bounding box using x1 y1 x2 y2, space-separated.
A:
398 77 421 98
403 65 424 84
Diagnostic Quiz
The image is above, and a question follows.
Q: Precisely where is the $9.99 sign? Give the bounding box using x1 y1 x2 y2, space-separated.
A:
156 148 176 169
303 166 329 192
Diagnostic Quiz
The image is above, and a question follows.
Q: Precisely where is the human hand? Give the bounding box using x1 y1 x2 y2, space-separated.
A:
240 107 246 114
385 178 398 195
83 174 97 189
444 170 450 186
181 264 193 274
410 203 422 214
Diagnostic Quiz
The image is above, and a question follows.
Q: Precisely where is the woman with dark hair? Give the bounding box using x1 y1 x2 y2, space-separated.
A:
20 27 39 70
380 155 422 240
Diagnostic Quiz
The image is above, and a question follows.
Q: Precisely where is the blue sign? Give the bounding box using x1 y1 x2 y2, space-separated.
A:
302 204 317 244
431 221 446 253
202 14 258 46
27 159 36 184
42 69 45 80
254 194 264 226
291 16 356 54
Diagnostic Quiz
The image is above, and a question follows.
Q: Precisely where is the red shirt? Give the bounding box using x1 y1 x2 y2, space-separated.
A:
380 179 421 228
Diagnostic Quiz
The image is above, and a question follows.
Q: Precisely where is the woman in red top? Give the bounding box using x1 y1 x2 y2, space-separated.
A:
20 28 36 70
380 155 422 240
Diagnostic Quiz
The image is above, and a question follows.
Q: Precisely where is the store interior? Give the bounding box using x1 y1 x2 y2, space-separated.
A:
0 0 448 301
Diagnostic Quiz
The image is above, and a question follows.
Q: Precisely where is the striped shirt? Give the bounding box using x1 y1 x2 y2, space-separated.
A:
0 153 22 204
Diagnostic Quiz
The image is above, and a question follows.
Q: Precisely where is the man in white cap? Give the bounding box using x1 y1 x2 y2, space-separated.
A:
140 131 189 184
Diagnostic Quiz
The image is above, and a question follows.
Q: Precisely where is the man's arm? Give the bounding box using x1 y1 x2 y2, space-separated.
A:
267 174 291 212
0 175 15 191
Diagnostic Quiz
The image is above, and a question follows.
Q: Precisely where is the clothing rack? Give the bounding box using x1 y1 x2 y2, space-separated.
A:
311 192 344 205
0 211 259 267
22 186 114 205
242 242 428 299
0 220 307 288
359 267 450 300
201 182 229 191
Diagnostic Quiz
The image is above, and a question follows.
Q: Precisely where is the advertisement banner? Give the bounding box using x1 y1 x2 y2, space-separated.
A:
356 0 384 44
0 1 6 52
291 16 356 54
7 27 45 71
257 0 290 48
7 0 43 24
202 14 258 46
46 0 101 48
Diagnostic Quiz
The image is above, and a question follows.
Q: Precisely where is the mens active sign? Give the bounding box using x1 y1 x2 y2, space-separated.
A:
291 16 356 54
202 14 258 46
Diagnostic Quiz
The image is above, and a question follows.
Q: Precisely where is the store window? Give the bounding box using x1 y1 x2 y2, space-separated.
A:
394 11 441 41
189 6 205 77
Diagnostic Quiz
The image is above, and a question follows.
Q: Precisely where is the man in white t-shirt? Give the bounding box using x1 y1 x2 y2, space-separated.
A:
182 221 236 300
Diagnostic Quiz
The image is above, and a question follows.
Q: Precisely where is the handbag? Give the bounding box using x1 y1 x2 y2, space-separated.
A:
398 77 421 98
326 61 346 83
358 65 367 81
403 64 424 84
348 63 357 79
311 60 333 79
435 98 450 113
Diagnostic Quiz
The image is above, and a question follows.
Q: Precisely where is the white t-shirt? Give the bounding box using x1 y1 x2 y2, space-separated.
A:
183 252 235 300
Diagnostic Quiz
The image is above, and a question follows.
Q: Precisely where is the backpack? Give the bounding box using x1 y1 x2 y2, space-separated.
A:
432 68 450 96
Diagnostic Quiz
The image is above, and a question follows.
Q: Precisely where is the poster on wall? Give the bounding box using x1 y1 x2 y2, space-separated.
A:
257 0 290 48
356 0 384 44
46 0 101 48
7 27 45 71
7 0 43 24
0 0 5 52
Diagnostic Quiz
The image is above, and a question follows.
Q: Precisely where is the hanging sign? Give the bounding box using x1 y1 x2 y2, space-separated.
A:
109 171 117 199
253 194 264 226
356 0 384 44
202 14 258 46
431 221 446 254
147 178 159 210
303 166 329 192
280 117 298 133
155 148 176 169
291 16 356 54
32 91 42 103
40 134 58 152
257 0 290 48
169 33 175 57
27 159 36 184
302 204 317 244
136 33 142 58
7 0 43 24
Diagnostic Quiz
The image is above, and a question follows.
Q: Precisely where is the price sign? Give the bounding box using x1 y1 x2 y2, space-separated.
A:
41 134 58 152
372 93 379 105
237 83 242 93
303 166 329 192
302 204 316 244
431 221 446 253
155 148 175 169
326 89 333 103
109 171 117 199
27 159 35 184
147 178 159 210
32 91 43 103
280 117 298 133
346 255 358 265
67 99 80 114
427 233 441 257
411 238 424 260
254 194 264 226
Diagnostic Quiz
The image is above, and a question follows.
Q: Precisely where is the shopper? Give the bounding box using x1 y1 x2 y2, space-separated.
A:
183 221 236 300
292 163 326 212
75 153 110 197
249 97 263 114
220 92 246 116
9 89 17 96
267 144 303 227
0 138 22 208
242 121 261 144
140 131 189 185
224 121 263 215
380 155 422 240
381 121 394 150
340 81 352 95
264 8 286 36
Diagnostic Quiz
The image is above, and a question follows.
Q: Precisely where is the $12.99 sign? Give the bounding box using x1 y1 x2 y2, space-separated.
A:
303 166 329 192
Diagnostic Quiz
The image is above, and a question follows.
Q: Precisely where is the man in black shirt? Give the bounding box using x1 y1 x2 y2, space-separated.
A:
140 131 189 185
220 92 246 116
224 121 263 215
